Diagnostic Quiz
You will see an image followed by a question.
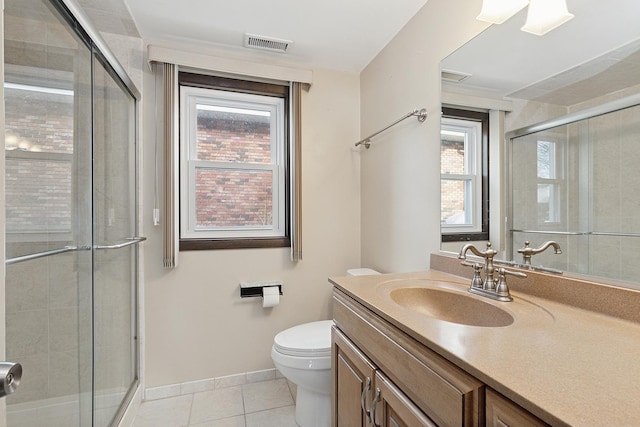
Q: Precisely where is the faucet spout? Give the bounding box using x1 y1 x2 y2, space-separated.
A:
458 243 486 259
517 241 562 265
536 241 562 255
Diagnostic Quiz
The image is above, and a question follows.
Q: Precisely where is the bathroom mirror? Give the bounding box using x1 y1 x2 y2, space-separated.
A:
440 0 640 288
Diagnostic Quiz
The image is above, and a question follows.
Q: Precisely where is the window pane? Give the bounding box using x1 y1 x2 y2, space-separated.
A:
196 105 271 164
195 168 273 228
441 179 472 225
538 183 560 223
441 130 465 174
537 140 556 179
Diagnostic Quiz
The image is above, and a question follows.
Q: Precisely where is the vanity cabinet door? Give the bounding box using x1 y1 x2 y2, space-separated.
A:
486 388 549 427
333 289 483 427
371 372 436 427
332 327 376 427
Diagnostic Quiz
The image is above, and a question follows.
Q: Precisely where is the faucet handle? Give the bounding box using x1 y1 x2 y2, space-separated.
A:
500 267 527 279
461 261 484 288
495 268 527 300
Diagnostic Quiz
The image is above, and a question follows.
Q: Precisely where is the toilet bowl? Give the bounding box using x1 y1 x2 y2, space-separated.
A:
272 320 333 427
271 268 380 427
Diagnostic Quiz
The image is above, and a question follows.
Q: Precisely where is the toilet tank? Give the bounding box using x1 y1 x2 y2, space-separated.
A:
346 268 380 276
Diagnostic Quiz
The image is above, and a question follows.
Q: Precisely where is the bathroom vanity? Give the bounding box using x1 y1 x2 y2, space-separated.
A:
330 254 640 426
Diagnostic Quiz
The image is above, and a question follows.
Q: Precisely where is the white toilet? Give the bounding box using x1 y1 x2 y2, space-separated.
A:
271 268 380 427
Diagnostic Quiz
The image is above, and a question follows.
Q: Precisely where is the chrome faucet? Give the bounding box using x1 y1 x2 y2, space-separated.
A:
459 242 498 290
459 242 526 302
517 241 562 265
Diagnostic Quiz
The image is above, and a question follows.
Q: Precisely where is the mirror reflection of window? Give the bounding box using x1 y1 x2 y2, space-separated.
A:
440 108 489 242
536 140 562 224
441 125 476 226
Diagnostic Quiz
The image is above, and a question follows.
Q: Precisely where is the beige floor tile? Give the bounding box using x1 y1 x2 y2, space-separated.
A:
242 378 294 414
287 380 297 402
245 405 298 427
133 394 192 427
190 386 244 424
189 415 246 427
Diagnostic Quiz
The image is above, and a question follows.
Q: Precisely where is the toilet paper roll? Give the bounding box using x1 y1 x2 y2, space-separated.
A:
262 286 280 308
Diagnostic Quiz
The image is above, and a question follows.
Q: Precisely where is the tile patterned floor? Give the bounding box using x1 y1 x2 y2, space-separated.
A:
132 378 298 427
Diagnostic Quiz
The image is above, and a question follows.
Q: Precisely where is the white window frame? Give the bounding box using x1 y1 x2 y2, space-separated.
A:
179 86 286 239
441 117 483 234
536 139 563 225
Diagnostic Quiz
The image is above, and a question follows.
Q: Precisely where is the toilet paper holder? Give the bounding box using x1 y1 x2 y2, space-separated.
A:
239 281 283 298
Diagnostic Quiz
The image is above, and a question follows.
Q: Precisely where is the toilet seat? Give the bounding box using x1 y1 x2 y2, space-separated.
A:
273 320 333 358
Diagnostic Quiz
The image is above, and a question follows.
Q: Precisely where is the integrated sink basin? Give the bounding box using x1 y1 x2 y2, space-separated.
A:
389 287 514 327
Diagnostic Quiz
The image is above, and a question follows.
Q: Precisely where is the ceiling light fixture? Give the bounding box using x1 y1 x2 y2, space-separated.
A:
476 0 574 36
521 0 574 35
476 0 529 24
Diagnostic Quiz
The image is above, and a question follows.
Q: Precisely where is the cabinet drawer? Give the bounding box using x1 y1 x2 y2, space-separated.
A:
486 389 549 427
334 289 483 427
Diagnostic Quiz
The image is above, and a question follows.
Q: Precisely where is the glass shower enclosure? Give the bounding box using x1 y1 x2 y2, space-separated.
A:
4 0 140 425
508 94 640 286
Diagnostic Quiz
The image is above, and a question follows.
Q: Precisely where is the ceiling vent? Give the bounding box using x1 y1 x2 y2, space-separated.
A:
441 70 471 83
244 34 293 53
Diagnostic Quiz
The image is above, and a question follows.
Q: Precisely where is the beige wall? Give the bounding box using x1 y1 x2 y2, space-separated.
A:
360 0 489 272
142 63 361 387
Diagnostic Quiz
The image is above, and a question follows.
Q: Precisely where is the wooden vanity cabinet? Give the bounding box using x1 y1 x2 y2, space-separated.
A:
332 327 435 427
332 288 554 427
332 327 375 427
485 388 549 427
333 289 484 427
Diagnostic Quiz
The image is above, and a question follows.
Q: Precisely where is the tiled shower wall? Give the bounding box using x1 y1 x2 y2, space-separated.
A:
507 85 640 285
4 1 92 408
5 249 89 405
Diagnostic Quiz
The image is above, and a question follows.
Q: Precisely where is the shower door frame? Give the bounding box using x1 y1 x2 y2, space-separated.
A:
1 0 142 424
0 0 6 423
90 45 141 426
505 91 640 264
62 0 143 424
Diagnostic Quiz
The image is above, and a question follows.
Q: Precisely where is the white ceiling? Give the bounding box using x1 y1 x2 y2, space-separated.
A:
122 0 429 72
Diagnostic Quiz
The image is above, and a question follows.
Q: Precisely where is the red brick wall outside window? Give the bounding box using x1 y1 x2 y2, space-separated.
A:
4 88 73 234
440 139 465 223
194 111 274 228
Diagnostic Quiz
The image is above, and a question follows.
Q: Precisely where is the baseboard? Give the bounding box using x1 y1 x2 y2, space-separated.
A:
144 368 284 401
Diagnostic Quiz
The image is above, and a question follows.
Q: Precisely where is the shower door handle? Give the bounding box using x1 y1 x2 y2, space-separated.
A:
0 362 22 398
94 236 147 250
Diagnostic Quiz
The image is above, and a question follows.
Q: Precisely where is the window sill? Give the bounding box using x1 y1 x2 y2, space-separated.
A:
180 237 290 251
441 232 489 243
